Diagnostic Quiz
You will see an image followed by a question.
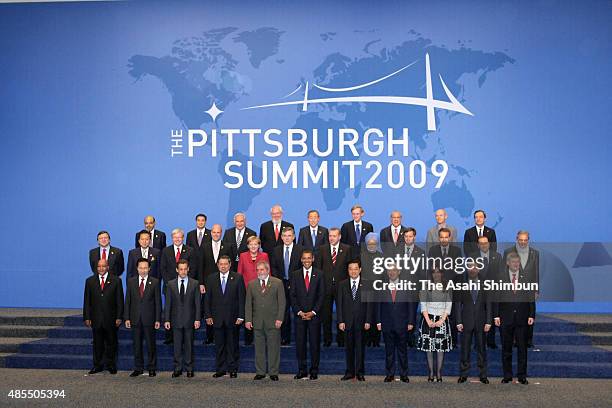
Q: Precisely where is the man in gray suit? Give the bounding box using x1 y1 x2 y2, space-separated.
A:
164 259 201 378
426 209 458 250
245 260 286 381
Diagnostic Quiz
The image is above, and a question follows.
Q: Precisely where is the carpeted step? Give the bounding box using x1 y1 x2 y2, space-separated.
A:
0 326 57 338
0 337 42 353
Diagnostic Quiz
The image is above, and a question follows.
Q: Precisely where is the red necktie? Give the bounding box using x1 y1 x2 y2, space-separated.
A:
393 229 398 244
391 288 397 303
175 247 181 263
274 224 279 241
304 271 310 291
102 248 107 261
100 276 105 290
332 247 337 265
512 273 517 294
139 278 145 298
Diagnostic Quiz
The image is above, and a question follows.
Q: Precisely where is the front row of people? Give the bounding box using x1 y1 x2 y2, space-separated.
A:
83 251 534 383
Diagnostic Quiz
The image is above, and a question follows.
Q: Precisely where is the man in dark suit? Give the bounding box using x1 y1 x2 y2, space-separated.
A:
455 262 493 384
222 212 256 271
297 210 329 253
397 228 425 348
83 259 124 375
427 228 463 283
164 259 201 378
186 213 211 276
340 204 374 259
259 204 294 256
379 210 408 255
316 227 351 347
124 258 162 377
472 236 502 348
494 253 536 385
463 209 497 255
271 227 303 345
375 266 415 382
160 228 199 344
290 250 325 380
338 259 374 381
134 215 167 250
89 231 125 277
503 230 540 348
127 230 160 279
204 255 245 378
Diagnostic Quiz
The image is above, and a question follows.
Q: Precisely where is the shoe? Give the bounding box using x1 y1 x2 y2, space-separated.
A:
373 342 380 347
384 375 394 382
88 367 103 375
518 378 529 385
130 370 143 377
427 377 434 382
323 341 331 347
487 343 498 349
213 371 226 378
281 340 290 346
108 368 117 375
186 371 194 378
400 376 409 383
172 371 182 378
294 372 308 380
230 372 237 378
205 338 214 345
270 375 279 381
163 339 173 345
149 370 156 377
253 374 265 380
341 374 354 381
309 374 318 380
357 375 365 381
436 377 442 382
458 376 467 383
527 342 534 349
501 378 512 383
480 377 489 384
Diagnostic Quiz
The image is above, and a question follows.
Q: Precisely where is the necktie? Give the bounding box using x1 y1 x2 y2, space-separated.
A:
139 278 145 298
284 246 290 279
393 228 398 244
405 246 412 257
311 230 317 247
512 272 517 294
142 248 147 259
351 280 357 300
304 270 310 291
100 276 105 290
237 229 243 248
391 287 397 303
175 247 181 263
180 279 185 302
149 232 153 248
332 247 337 265
221 275 226 294
355 224 361 243
214 241 220 262
471 282 478 304
478 228 483 237
198 230 203 246
274 224 279 241
260 279 266 293
442 247 447 257
102 248 107 261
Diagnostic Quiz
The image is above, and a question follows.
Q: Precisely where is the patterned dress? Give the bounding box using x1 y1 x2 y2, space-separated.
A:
417 289 454 352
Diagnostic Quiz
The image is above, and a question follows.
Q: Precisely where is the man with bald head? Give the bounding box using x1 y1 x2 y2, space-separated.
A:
134 215 167 250
426 209 458 250
259 204 294 256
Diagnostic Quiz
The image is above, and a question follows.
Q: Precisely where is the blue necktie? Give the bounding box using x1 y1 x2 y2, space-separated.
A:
355 224 361 243
352 280 357 300
284 246 290 279
311 230 317 247
221 275 226 294
471 281 478 304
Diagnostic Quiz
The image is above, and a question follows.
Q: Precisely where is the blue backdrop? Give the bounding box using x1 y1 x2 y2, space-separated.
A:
0 0 611 310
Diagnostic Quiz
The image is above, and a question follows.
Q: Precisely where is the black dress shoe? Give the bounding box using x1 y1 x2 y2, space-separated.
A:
163 339 173 345
88 367 103 375
458 376 467 383
400 376 409 383
149 370 156 377
205 338 214 345
527 342 534 349
186 371 194 378
281 340 290 346
309 374 318 380
341 374 354 381
294 372 308 379
253 374 265 380
518 378 529 385
427 377 434 382
480 377 489 384
244 340 253 346
323 341 331 347
172 371 182 378
213 371 227 378
230 372 237 378
357 375 365 381
384 375 394 382
501 378 512 383
436 377 442 382
108 368 117 374
130 370 143 377
270 375 279 381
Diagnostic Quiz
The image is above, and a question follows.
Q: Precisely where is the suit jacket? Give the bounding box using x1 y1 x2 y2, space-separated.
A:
186 228 212 251
89 246 125 277
396 244 427 283
203 272 245 328
493 267 536 326
503 246 540 285
259 220 295 255
124 276 162 326
454 277 493 331
271 244 304 281
164 277 201 328
376 281 416 331
245 276 286 328
200 240 237 284
427 244 463 282
297 225 329 251
126 247 160 279
425 225 458 250
316 243 352 293
159 245 199 285
290 267 325 315
380 225 409 253
469 250 502 280
134 229 167 251
223 227 257 258
83 274 124 329
463 226 497 254
340 220 374 258
336 278 374 330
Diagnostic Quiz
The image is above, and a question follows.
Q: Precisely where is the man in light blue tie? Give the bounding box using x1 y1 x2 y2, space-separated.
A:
297 210 329 253
340 204 374 259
